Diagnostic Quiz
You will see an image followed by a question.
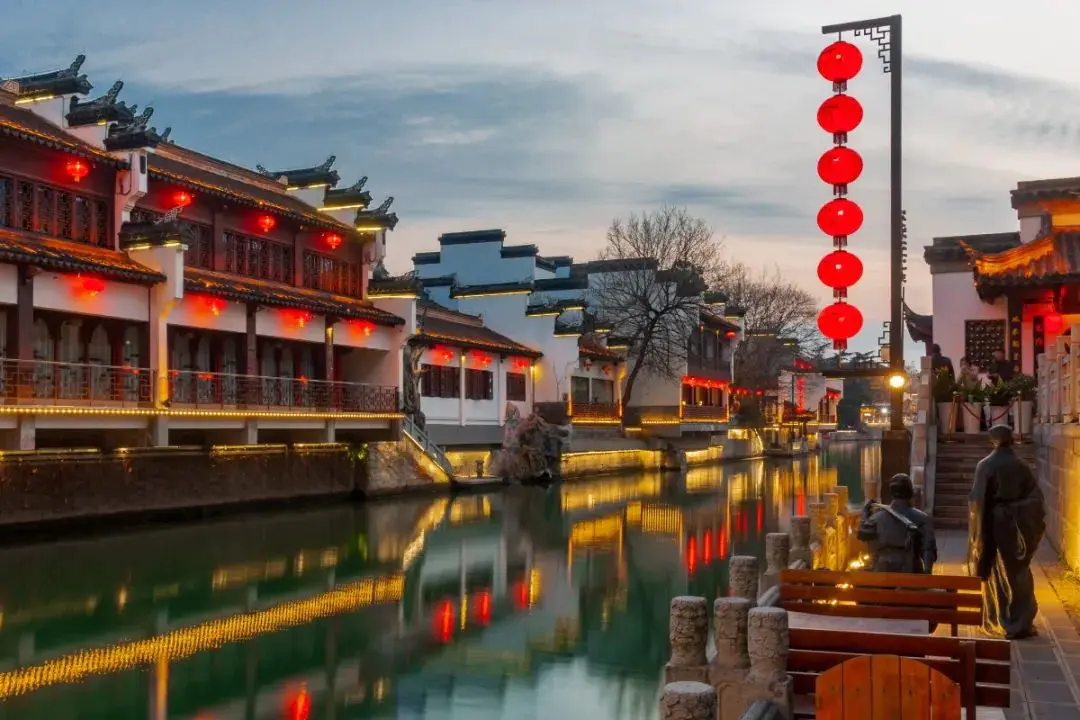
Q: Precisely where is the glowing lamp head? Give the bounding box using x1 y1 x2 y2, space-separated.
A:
888 373 908 390
725 330 737 338
174 191 193 208
257 214 276 233
65 159 89 183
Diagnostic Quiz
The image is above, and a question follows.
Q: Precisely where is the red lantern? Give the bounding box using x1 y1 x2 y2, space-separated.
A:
65 159 89 183
817 198 863 238
257 214 276 233
817 250 864 290
173 191 193 208
818 41 863 83
817 302 864 345
817 95 864 135
286 687 311 720
725 330 737 338
1045 312 1064 334
433 599 454 643
353 320 374 336
817 147 863 186
325 233 343 251
78 275 105 297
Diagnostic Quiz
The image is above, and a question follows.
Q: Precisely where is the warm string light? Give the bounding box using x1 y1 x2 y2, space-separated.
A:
816 39 866 351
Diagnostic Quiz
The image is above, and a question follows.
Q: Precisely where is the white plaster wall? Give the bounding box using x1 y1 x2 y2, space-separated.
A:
626 364 682 407
255 307 325 343
419 347 462 424
34 272 150 321
931 271 1006 365
0 264 16 304
1020 216 1042 243
439 243 535 286
335 321 396 352
168 295 246 334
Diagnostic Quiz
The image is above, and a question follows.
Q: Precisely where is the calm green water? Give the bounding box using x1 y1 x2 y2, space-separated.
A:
0 442 878 720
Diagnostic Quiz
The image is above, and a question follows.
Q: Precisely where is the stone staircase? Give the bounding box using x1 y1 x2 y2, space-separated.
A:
933 433 1036 530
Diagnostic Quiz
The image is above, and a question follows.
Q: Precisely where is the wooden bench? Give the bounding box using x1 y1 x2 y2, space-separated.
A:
815 655 960 718
788 627 1011 719
779 568 984 636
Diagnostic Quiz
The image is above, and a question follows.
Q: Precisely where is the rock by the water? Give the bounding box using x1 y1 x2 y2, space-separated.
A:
491 405 568 482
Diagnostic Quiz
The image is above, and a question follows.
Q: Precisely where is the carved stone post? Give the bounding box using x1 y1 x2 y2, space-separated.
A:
832 486 850 569
711 597 752 718
729 556 760 603
744 607 793 716
822 493 839 570
761 533 790 591
789 516 812 568
666 596 709 683
808 502 826 569
659 681 717 720
833 485 850 511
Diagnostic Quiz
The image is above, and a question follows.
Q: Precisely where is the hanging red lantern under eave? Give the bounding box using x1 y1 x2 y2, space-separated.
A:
78 275 105 297
818 41 863 83
817 198 864 238
818 302 864 349
65 159 89 183
817 95 864 135
325 232 343 251
817 250 864 290
817 147 864 186
257 214 276 233
173 191 193 208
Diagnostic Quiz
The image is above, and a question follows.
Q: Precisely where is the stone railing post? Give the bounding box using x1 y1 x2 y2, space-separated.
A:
659 681 716 720
666 596 710 683
729 555 760 603
712 597 752 717
808 501 826 569
761 533 790 591
823 492 840 570
744 607 793 716
832 486 850 569
789 515 811 567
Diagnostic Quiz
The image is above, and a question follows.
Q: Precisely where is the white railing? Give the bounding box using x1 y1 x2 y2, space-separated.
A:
401 416 457 479
1036 323 1080 423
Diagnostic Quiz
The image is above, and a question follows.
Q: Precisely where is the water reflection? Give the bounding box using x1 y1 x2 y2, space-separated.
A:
0 443 879 720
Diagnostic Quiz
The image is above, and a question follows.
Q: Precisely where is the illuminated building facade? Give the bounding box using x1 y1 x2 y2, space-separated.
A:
0 55 406 450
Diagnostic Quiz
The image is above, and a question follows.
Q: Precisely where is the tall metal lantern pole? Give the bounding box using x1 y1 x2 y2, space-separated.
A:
819 14 909 486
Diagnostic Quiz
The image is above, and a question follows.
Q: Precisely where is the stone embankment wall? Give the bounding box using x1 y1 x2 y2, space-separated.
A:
1035 423 1080 572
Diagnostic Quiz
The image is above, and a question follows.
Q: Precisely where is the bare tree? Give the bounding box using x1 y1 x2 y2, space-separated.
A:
712 261 827 390
591 206 722 407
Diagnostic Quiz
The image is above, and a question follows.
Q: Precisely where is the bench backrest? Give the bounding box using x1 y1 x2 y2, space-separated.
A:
789 627 1011 715
779 569 983 626
815 655 960 719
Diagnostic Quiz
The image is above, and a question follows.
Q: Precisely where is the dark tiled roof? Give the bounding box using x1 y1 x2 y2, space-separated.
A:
256 155 340 189
526 297 587 316
571 258 657 276
723 306 746 318
0 103 128 166
438 229 505 246
450 280 533 298
904 302 932 344
969 230 1080 296
66 81 136 128
924 232 1020 265
541 255 573 266
414 251 441 265
534 276 588 292
579 337 624 362
184 268 404 326
419 274 455 288
417 310 542 358
148 146 353 232
500 243 537 258
701 309 741 333
703 290 728 305
3 55 92 100
323 177 371 210
1011 177 1080 208
368 275 421 297
0 228 164 284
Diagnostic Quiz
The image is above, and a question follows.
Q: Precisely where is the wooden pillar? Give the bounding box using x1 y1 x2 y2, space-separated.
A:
245 306 258 376
1007 293 1022 375
13 266 33 362
324 317 338 381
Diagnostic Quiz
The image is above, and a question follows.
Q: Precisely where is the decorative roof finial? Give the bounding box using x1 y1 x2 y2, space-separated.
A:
160 127 172 142
68 55 86 75
374 196 394 214
318 155 336 171
349 176 368 191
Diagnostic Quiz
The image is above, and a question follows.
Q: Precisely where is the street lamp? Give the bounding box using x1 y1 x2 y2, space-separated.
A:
887 372 907 390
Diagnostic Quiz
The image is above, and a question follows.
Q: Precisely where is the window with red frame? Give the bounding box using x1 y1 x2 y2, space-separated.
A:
302 251 362 296
0 174 110 246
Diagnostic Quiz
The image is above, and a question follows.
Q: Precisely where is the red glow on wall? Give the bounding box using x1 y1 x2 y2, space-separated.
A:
433 599 455 643
351 320 374 337
756 500 763 533
512 357 531 371
289 311 313 329
473 590 492 625
470 350 492 367
286 687 311 720
718 526 728 560
682 375 728 389
686 535 697 575
189 294 224 316
432 346 456 364
325 233 343 251
173 191 193 208
703 530 713 564
78 275 105 297
512 581 529 610
1045 312 1064 335
65 159 89 183
257 214 277 233
725 330 737 338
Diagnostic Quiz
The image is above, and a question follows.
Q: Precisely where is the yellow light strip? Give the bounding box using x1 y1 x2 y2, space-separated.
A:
14 94 55 105
369 293 418 299
0 574 404 699
318 203 367 211
453 290 533 299
0 406 402 421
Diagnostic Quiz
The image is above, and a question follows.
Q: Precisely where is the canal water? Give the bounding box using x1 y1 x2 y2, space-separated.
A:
0 442 879 720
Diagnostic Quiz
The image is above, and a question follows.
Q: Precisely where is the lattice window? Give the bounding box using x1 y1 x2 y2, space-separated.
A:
301 251 361 296
0 177 11 228
17 181 33 231
506 371 527 401
129 207 213 268
964 319 1006 371
56 192 73 239
35 185 54 234
0 173 109 245
223 231 292 282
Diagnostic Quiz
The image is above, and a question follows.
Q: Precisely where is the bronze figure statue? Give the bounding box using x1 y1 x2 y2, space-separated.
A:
968 424 1045 639
857 473 938 574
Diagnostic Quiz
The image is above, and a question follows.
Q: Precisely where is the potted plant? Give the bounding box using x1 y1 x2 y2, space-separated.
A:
931 367 956 430
983 380 1013 428
961 383 985 434
1010 373 1037 435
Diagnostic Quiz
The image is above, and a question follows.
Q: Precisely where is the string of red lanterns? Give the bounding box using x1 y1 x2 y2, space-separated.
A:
816 40 866 351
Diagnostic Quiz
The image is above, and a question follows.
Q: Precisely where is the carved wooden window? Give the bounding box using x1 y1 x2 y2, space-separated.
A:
130 208 213 269
964 319 1006 371
506 371 527 401
465 368 494 400
421 363 460 398
301 251 362 296
223 231 292 282
0 173 110 246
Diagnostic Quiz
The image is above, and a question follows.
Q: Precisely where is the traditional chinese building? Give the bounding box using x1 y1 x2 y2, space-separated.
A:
0 56 405 450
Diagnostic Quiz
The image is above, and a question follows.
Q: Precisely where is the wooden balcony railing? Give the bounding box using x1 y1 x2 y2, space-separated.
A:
168 371 399 414
680 404 730 423
569 401 620 424
0 360 153 406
